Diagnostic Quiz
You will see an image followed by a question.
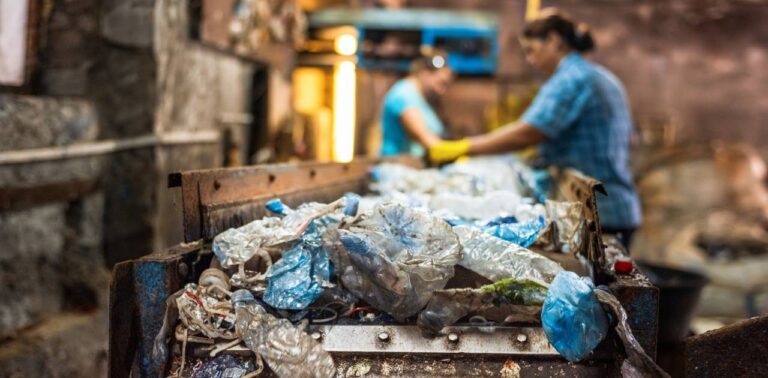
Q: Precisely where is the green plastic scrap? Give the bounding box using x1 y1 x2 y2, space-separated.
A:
480 277 549 306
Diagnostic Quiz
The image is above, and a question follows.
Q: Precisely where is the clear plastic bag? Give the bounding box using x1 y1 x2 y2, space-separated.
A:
261 195 360 310
429 191 544 221
454 225 563 283
232 290 335 378
541 272 609 362
212 194 358 268
325 202 463 320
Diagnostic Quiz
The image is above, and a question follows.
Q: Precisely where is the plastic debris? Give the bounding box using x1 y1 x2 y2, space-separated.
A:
539 200 585 253
262 195 360 310
429 191 544 221
417 287 541 335
188 354 258 378
454 225 563 283
176 283 238 340
213 194 358 268
541 271 609 362
479 277 549 306
484 215 547 248
326 202 463 320
594 288 671 378
232 290 336 378
263 223 332 310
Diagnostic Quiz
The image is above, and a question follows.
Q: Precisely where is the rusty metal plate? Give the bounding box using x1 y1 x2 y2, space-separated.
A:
310 325 558 356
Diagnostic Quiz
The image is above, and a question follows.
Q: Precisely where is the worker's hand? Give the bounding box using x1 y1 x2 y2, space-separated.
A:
428 139 471 164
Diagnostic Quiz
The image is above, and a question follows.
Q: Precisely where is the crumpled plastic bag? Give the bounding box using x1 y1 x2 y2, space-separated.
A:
262 195 359 310
454 225 563 283
534 200 585 253
484 215 547 248
429 191 545 221
541 271 609 362
232 290 335 378
325 202 463 320
263 223 332 310
212 194 358 268
370 163 475 195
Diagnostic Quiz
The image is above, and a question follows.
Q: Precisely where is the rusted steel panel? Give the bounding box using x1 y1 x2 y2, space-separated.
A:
685 315 768 378
610 272 660 358
173 158 420 243
109 243 211 378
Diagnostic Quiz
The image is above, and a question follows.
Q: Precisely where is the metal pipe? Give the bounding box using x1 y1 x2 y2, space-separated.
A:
0 130 220 165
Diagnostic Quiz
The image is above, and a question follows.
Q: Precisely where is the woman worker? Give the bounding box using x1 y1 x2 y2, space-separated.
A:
379 51 455 157
429 10 641 247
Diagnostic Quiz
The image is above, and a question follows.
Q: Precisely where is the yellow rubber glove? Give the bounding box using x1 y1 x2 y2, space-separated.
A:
428 139 471 164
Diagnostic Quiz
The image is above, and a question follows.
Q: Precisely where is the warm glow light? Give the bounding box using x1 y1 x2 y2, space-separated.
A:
332 61 356 162
334 34 358 56
526 0 541 20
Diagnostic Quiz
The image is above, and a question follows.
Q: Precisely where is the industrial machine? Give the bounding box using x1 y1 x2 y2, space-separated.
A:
108 158 658 377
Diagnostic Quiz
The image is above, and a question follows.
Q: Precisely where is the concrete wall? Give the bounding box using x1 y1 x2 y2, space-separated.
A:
0 0 262 374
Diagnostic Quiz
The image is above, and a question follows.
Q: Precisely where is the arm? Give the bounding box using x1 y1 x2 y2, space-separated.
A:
468 121 547 155
400 108 442 148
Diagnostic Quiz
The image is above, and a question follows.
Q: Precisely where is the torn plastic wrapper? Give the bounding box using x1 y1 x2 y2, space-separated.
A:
594 288 671 378
325 203 463 321
454 225 563 283
175 283 237 340
262 223 332 310
538 200 586 253
484 215 547 248
541 272 608 362
212 194 359 268
232 290 335 378
261 196 360 310
417 283 542 335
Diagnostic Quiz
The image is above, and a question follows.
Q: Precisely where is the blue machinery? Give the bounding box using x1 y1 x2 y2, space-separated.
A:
308 8 499 74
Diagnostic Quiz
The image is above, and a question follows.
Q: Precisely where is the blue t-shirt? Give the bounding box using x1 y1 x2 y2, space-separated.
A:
521 53 642 229
380 79 445 157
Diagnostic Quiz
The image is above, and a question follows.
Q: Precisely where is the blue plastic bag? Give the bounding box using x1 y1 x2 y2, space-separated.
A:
262 195 360 310
541 271 609 362
483 215 546 248
263 222 332 310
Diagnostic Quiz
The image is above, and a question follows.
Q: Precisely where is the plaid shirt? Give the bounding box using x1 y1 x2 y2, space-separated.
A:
522 53 642 228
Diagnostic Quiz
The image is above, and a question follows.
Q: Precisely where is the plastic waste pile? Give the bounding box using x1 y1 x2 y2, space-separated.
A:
155 155 663 377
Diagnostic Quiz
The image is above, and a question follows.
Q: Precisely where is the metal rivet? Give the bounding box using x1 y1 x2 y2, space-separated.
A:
516 334 528 343
378 332 390 342
311 332 322 341
448 333 459 343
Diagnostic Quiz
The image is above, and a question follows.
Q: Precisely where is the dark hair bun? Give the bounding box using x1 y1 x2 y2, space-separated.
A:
573 23 595 52
523 10 596 53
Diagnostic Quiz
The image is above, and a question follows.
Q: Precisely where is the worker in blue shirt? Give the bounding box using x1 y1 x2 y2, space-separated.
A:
380 51 455 157
429 10 641 248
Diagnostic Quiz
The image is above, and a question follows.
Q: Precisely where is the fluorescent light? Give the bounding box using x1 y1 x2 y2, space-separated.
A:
334 34 357 56
332 61 356 162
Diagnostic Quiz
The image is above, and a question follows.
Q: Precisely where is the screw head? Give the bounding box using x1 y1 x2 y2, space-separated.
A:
516 334 528 343
447 333 459 342
378 332 390 342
